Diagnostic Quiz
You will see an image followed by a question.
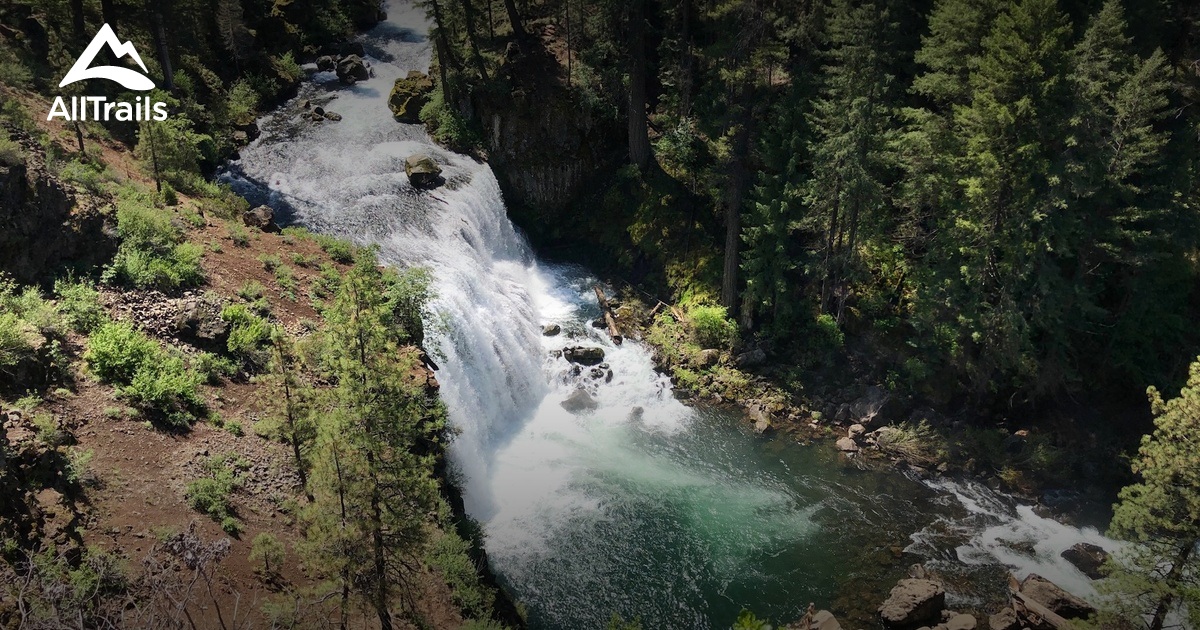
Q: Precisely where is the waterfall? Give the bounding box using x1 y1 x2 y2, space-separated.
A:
221 2 1124 628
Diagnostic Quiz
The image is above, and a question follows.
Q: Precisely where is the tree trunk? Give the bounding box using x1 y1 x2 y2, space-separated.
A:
332 450 350 630
70 0 85 46
367 454 392 630
1150 540 1196 630
503 0 526 39
627 0 651 169
99 0 118 32
722 118 751 311
73 122 85 157
678 0 693 116
459 0 489 80
147 0 174 91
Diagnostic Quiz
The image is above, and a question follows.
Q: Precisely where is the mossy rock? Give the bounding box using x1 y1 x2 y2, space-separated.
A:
389 71 434 123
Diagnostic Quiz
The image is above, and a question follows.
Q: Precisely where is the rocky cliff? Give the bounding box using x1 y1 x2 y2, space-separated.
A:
0 127 114 283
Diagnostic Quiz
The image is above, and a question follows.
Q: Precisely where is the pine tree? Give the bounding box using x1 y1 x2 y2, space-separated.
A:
1102 358 1200 630
805 0 896 323
911 0 1001 108
302 253 445 630
944 0 1074 395
742 83 808 333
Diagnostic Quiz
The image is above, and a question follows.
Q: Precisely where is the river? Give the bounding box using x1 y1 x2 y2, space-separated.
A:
220 3 1117 628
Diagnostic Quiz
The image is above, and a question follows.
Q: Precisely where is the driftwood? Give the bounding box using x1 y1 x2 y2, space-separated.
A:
1011 582 1074 630
593 285 623 345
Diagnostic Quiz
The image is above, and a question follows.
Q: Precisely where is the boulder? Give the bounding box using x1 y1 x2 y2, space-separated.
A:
1060 543 1110 580
696 348 721 368
242 205 279 232
316 55 337 71
336 55 369 85
1020 574 1097 620
174 299 230 344
942 613 976 630
878 579 945 628
323 111 343 122
987 608 1019 630
810 610 842 630
836 437 860 453
848 423 867 440
563 346 605 366
735 346 767 367
560 388 599 414
388 71 434 123
404 154 443 188
851 385 891 427
542 323 562 337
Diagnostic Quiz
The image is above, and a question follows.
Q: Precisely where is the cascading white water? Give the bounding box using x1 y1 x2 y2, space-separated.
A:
222 2 1127 628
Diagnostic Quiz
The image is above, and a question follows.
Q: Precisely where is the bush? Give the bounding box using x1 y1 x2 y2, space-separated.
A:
426 530 494 619
59 159 119 195
0 134 26 166
237 281 265 302
689 305 737 349
274 265 297 297
225 80 260 127
123 354 203 427
221 304 273 368
258 254 282 272
313 234 354 264
104 202 205 290
249 533 285 579
186 455 245 535
54 279 106 334
85 322 203 426
0 312 37 374
84 322 158 384
419 89 481 151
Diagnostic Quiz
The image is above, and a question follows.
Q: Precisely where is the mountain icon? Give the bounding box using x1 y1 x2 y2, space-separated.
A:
59 23 155 91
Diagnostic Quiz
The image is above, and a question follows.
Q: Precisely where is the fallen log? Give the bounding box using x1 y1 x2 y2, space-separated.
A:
1011 583 1074 630
593 285 623 345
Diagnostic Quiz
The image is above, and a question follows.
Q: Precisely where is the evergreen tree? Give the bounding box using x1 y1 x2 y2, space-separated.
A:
805 0 896 323
302 253 445 629
1103 358 1200 630
944 0 1074 395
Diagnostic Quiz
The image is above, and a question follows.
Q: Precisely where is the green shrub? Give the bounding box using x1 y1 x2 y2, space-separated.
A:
32 412 69 447
84 322 158 384
54 278 106 334
229 222 251 247
225 80 260 127
225 420 244 436
104 202 205 290
274 265 297 297
193 351 237 384
271 52 304 83
258 254 282 272
0 134 26 166
426 530 494 619
186 454 245 535
59 159 120 195
313 234 354 264
237 280 265 302
0 279 64 337
123 354 203 427
200 185 250 221
160 182 179 206
66 447 95 485
221 304 273 368
0 312 37 374
689 305 737 349
249 532 285 578
419 89 481 151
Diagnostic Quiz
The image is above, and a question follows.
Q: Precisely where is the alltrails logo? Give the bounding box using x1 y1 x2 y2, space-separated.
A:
47 24 168 122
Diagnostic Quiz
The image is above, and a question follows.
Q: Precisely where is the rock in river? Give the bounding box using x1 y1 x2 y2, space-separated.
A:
404 155 442 189
560 388 599 414
836 437 859 453
389 71 433 123
542 323 561 336
563 346 605 366
1060 542 1109 580
878 578 945 628
336 55 369 85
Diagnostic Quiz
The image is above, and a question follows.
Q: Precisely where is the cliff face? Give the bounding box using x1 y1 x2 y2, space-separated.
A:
0 129 114 283
467 56 624 240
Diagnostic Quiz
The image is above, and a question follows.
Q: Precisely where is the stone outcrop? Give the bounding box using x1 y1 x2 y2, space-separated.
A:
0 128 114 283
563 346 605 366
878 578 945 628
561 388 599 414
389 71 433 123
404 155 443 189
242 205 280 232
1060 543 1109 580
336 55 369 85
542 323 562 336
